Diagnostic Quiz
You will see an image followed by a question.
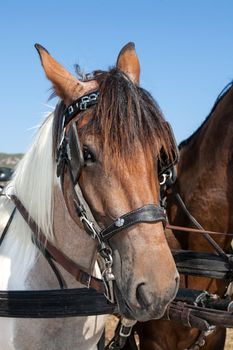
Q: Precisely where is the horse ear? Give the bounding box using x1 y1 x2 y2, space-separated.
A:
116 42 140 84
35 44 86 103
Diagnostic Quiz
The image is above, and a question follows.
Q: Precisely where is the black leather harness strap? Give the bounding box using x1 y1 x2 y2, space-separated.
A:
62 90 99 127
100 204 167 242
0 288 116 318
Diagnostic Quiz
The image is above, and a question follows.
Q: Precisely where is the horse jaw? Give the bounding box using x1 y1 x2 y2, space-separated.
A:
53 183 98 275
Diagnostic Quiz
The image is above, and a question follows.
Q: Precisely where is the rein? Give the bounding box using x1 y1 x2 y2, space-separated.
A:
162 176 229 258
167 224 233 237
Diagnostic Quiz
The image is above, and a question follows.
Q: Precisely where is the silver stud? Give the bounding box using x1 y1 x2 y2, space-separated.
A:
115 218 124 227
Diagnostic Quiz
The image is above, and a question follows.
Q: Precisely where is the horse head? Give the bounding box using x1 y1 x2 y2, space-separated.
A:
36 43 179 321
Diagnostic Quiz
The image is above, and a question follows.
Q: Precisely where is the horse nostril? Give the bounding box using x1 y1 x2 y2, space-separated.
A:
136 283 150 309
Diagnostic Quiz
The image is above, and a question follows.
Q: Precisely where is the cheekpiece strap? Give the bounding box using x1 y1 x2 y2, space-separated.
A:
63 90 99 127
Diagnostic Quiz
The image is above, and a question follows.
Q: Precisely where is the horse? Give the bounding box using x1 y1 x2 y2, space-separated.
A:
131 81 233 350
0 43 179 350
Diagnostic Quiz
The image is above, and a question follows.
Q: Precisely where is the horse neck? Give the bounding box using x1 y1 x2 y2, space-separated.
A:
53 184 98 277
172 86 233 252
178 86 233 196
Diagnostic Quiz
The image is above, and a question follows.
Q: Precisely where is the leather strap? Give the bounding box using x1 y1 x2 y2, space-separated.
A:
100 204 167 241
163 288 233 330
172 250 233 280
167 183 228 258
180 304 191 327
0 288 116 318
63 90 99 127
164 299 233 330
0 206 16 246
10 195 105 294
164 302 211 331
167 224 233 237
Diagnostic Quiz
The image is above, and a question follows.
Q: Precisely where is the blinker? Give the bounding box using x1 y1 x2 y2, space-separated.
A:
56 91 100 183
66 122 84 183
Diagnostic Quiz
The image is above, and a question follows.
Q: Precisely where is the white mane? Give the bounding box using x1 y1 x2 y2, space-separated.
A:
9 112 55 241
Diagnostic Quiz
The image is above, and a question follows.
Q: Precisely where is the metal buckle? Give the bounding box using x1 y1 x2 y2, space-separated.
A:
194 291 210 307
119 318 137 337
102 275 115 303
159 169 173 186
99 245 115 303
80 215 98 239
119 324 133 338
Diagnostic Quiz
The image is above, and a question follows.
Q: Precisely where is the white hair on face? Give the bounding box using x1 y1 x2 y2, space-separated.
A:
10 112 55 241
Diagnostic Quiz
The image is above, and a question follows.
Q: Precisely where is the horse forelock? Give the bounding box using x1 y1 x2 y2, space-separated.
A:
10 112 55 241
75 68 175 170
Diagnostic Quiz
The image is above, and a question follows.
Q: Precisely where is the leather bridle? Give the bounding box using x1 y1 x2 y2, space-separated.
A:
54 89 175 300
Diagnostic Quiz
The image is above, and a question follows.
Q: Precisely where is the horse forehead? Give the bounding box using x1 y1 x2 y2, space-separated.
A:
120 146 155 169
106 153 155 182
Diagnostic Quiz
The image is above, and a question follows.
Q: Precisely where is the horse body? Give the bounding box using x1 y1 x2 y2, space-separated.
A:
0 43 179 349
134 82 233 349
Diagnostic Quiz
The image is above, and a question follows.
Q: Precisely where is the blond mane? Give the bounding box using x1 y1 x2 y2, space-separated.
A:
9 112 55 241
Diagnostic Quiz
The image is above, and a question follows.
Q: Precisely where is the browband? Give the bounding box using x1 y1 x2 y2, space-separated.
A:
63 90 99 127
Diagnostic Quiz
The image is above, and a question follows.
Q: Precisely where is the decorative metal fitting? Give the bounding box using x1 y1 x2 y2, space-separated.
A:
159 169 173 186
115 217 124 227
80 215 99 240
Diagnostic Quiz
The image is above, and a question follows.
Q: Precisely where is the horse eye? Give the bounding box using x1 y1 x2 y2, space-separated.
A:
83 146 95 163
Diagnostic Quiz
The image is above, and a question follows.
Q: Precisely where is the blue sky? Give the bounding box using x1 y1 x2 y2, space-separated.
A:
1 0 233 153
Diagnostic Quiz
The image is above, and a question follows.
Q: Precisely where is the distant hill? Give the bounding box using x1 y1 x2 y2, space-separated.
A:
0 153 23 168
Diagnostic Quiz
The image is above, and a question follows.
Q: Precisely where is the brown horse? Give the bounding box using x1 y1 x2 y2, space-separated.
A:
0 43 179 350
130 81 233 350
